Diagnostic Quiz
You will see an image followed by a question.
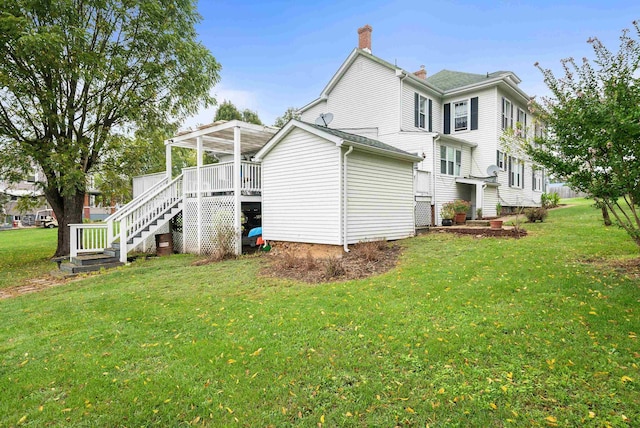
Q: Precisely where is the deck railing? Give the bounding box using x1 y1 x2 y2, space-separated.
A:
182 161 261 195
69 223 108 260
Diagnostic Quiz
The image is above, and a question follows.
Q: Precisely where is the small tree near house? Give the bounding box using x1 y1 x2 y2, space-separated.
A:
514 22 640 247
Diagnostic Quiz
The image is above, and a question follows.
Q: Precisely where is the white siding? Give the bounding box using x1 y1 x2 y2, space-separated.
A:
433 141 473 225
402 81 442 133
261 128 341 244
316 56 400 136
299 100 327 124
483 186 499 217
346 150 415 243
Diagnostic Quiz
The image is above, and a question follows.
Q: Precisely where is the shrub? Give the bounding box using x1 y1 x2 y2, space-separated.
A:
440 203 455 220
323 257 345 278
212 224 236 261
353 240 387 262
541 192 560 209
525 207 548 223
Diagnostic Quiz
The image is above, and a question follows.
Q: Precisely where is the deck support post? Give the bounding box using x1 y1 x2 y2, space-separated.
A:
165 144 172 180
234 126 242 255
196 136 203 254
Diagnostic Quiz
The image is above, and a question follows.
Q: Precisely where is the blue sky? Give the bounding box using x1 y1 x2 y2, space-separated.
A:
183 0 639 128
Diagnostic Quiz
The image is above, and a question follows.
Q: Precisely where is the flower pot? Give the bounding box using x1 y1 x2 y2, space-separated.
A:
490 220 503 230
442 218 453 226
454 212 466 225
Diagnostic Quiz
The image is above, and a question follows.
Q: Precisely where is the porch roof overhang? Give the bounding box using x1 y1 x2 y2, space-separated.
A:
456 177 500 187
166 120 279 155
438 133 478 148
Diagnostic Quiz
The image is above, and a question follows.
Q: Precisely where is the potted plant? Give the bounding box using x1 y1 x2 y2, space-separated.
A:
491 202 503 229
451 199 471 225
440 203 455 226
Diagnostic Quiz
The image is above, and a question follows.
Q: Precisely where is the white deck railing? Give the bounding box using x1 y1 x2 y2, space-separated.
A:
69 174 183 263
69 223 109 259
182 161 261 195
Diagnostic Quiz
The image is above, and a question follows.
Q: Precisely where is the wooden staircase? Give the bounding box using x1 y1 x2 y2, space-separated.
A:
66 174 184 271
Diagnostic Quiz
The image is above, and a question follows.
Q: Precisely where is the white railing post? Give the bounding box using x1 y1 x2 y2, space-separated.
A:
69 225 78 261
119 219 127 263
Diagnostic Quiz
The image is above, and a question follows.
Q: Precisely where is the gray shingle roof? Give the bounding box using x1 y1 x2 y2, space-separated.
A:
303 121 421 160
426 69 511 91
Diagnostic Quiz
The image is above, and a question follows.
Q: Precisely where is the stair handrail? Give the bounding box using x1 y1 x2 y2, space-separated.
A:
117 174 183 263
105 175 169 223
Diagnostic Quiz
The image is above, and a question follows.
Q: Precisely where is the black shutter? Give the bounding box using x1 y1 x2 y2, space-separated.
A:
508 156 513 186
470 97 478 130
510 104 514 129
524 113 527 137
414 93 419 128
428 99 433 132
501 97 505 129
443 103 451 134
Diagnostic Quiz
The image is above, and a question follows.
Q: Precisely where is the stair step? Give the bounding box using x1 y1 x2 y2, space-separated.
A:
103 248 120 258
60 261 125 274
72 254 121 266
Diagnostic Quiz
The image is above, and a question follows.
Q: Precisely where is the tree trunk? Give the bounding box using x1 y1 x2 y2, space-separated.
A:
601 204 612 226
44 188 85 258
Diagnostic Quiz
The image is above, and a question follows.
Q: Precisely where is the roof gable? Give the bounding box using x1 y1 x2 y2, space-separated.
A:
426 70 514 92
255 120 422 162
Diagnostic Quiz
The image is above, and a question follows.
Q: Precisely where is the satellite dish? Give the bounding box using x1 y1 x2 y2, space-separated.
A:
486 164 500 176
314 112 334 127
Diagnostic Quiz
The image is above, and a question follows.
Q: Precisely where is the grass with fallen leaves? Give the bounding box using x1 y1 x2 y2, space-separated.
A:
0 227 57 289
0 200 638 426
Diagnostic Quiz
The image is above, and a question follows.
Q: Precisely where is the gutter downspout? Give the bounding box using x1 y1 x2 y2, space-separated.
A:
398 70 408 131
432 134 440 225
343 145 354 252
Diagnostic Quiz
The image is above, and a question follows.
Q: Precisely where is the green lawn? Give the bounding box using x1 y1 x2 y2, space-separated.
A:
0 227 58 289
1 201 638 427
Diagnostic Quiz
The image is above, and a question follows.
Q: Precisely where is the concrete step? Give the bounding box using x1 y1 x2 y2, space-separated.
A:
60 261 124 274
72 253 120 266
103 247 120 258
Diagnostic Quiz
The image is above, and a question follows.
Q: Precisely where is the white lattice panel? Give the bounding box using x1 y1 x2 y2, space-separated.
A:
183 199 199 253
415 201 431 227
183 196 237 255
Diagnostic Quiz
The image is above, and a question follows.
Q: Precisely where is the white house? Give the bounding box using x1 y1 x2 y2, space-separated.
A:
254 120 421 248
299 25 546 225
66 26 547 266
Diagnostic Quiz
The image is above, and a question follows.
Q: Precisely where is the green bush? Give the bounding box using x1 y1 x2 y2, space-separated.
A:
525 207 548 222
541 192 560 208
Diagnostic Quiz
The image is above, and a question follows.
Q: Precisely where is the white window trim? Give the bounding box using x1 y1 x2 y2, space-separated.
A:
509 157 525 189
453 99 469 132
497 150 507 171
440 145 462 176
502 98 512 130
418 95 428 129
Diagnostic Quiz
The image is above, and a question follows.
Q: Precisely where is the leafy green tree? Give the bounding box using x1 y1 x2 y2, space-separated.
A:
528 21 640 246
274 107 300 127
214 100 243 122
0 0 220 257
95 124 195 206
214 100 262 125
241 109 262 125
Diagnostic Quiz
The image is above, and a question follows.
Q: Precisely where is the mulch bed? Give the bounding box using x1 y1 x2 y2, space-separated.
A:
260 241 402 283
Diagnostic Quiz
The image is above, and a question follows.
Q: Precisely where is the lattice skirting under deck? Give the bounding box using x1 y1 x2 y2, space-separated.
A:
183 195 237 255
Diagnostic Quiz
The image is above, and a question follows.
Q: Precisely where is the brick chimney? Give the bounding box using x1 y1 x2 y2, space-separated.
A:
358 25 372 53
414 65 427 80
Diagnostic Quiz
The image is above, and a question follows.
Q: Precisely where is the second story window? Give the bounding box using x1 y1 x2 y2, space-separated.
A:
502 98 513 130
414 93 432 132
440 145 462 176
454 100 468 132
516 108 527 137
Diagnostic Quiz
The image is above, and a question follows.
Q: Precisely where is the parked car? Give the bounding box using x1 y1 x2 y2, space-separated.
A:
41 216 58 228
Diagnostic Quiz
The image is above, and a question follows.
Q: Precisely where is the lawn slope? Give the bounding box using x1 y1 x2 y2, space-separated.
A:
1 202 638 427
